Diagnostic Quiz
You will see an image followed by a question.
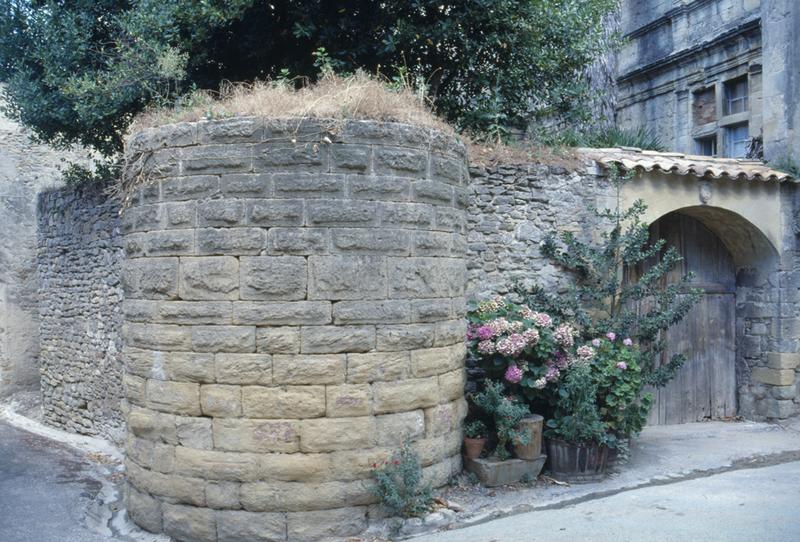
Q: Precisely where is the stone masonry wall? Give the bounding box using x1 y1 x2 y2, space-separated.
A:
120 118 469 541
37 180 125 442
0 95 88 397
466 163 601 300
465 162 800 421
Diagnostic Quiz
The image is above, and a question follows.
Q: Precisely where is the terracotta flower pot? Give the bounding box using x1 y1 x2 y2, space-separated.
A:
545 438 609 483
464 437 487 459
513 414 544 460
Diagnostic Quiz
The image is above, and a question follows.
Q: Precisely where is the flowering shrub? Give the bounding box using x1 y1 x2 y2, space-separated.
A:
545 334 652 447
590 336 652 439
467 297 579 403
517 167 702 389
370 442 433 518
468 294 655 451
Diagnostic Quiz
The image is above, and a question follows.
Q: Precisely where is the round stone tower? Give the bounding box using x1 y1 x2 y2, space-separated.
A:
120 117 469 541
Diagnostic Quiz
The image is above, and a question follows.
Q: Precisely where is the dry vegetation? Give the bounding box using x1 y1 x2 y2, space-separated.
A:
466 139 583 169
129 71 454 136
125 71 584 190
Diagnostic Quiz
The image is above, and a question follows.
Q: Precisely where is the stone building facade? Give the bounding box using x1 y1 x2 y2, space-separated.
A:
29 137 800 433
37 180 125 442
616 0 800 163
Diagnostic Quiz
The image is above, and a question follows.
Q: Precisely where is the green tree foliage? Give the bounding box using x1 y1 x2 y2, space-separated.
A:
517 168 702 388
544 363 608 445
0 0 617 156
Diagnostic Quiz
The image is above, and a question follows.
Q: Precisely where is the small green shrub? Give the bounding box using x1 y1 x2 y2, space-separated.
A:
590 337 652 438
584 126 665 151
535 126 665 152
370 442 433 519
471 381 531 459
61 159 118 187
464 420 488 439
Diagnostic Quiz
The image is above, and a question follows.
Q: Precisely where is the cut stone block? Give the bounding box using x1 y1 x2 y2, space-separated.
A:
464 455 546 487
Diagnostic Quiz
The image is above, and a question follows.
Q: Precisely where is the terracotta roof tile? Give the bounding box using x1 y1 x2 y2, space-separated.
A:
578 147 795 183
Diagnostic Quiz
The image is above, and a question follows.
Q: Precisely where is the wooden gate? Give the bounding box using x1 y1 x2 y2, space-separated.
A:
637 213 737 425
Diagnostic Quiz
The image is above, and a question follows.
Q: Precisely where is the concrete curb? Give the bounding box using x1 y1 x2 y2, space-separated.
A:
0 403 123 461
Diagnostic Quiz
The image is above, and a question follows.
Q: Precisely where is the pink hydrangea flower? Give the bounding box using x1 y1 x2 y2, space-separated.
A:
553 324 575 348
545 366 560 382
576 345 595 360
496 333 527 356
522 328 540 345
476 297 505 315
606 332 617 341
591 338 601 347
476 325 494 341
477 340 496 355
504 365 523 384
616 361 628 370
487 317 511 337
532 312 553 328
623 337 633 346
553 352 569 369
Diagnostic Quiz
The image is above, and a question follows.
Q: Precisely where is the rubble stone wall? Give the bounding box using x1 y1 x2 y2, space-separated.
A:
465 163 602 300
121 118 469 541
37 180 126 442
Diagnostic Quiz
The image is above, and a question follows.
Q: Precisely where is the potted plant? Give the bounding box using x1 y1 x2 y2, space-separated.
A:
463 420 488 459
544 362 611 482
471 381 531 460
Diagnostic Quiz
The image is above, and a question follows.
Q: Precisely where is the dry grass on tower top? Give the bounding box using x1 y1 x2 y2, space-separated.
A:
129 71 455 135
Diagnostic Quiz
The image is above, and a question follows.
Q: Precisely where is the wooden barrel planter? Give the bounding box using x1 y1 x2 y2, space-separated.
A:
512 414 544 460
545 439 609 482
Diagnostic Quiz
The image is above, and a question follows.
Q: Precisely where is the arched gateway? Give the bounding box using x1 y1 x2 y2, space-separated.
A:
587 148 796 422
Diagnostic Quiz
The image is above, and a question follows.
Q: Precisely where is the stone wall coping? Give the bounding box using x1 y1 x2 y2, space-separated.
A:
125 117 467 159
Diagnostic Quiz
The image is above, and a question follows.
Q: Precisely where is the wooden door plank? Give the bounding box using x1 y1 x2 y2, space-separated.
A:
710 293 737 417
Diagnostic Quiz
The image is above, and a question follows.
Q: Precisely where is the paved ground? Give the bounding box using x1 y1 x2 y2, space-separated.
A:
417 460 800 542
0 417 165 542
428 420 800 528
0 420 112 542
3 404 800 541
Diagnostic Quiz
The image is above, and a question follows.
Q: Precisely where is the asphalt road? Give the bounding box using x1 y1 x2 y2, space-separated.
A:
418 460 800 542
2 416 800 542
0 419 111 542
